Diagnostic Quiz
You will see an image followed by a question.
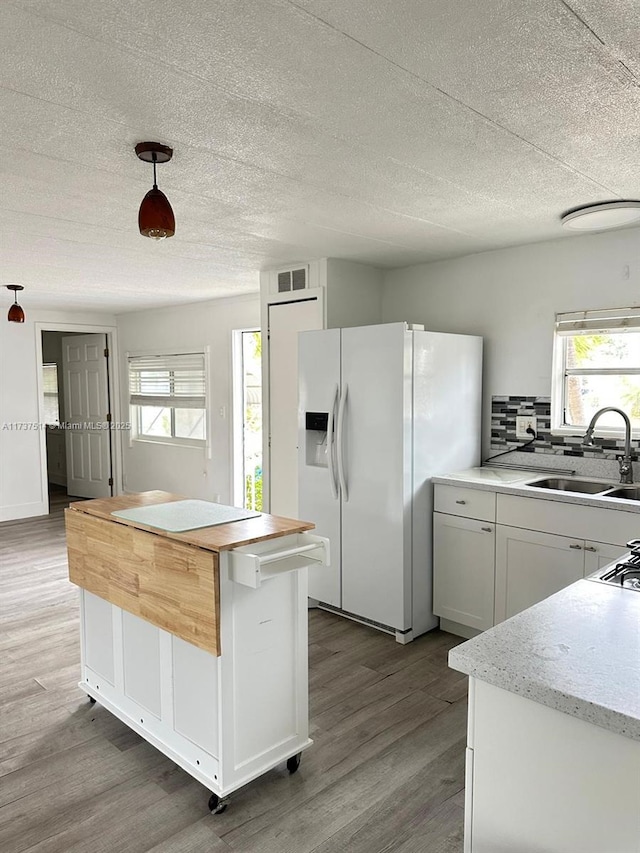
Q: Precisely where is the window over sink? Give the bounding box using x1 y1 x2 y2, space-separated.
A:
551 308 640 436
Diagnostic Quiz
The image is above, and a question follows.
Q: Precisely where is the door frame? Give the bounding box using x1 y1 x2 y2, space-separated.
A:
261 287 325 513
35 321 122 512
231 327 262 509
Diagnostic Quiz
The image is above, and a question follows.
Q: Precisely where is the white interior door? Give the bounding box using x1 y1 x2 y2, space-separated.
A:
268 299 322 518
63 333 113 498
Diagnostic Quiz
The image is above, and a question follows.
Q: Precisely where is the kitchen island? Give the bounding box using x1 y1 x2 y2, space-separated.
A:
449 578 640 853
65 491 329 813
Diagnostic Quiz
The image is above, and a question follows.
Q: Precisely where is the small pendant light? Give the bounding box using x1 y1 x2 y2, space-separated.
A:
135 142 175 240
6 285 25 323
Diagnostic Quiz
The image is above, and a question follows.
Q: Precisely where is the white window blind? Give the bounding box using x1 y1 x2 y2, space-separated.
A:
129 353 206 409
555 307 640 335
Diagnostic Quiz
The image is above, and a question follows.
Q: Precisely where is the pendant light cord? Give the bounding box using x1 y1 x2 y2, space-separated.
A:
152 153 158 189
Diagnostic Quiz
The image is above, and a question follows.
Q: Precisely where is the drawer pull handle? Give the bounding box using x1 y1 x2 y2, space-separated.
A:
455 499 467 505
569 544 582 550
481 526 492 533
584 546 597 552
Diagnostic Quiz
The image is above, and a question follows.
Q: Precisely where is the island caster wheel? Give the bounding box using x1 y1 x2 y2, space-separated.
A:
88 696 96 705
208 794 229 815
286 753 301 774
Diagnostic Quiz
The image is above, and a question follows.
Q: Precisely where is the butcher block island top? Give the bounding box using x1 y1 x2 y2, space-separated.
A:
67 490 314 550
65 491 316 656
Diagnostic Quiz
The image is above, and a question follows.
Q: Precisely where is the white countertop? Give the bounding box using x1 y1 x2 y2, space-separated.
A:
449 579 640 741
433 466 640 514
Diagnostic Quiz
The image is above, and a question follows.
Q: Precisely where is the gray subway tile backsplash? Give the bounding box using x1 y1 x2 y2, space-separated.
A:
490 396 639 461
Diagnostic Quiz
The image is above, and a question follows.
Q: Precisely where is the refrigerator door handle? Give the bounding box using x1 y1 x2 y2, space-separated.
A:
327 385 339 500
337 383 349 502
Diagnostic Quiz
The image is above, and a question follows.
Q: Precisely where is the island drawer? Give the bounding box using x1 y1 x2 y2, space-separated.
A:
434 485 496 522
228 532 330 588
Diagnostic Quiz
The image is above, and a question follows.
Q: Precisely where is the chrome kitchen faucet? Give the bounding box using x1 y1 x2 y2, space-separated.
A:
583 407 634 484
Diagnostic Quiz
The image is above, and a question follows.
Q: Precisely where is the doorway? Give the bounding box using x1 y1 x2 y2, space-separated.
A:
233 330 263 511
38 325 118 512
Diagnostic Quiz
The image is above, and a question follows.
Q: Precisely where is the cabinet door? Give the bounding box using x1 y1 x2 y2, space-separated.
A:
82 590 115 685
495 527 584 623
433 513 495 631
583 541 627 577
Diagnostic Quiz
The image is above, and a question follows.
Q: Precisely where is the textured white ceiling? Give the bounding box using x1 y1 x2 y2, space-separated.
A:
1 0 639 311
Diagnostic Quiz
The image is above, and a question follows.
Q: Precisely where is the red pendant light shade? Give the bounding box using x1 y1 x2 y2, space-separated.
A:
8 303 25 323
135 142 175 240
6 285 25 323
138 187 175 240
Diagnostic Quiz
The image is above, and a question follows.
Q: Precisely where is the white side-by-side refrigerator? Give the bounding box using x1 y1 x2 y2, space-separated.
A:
298 322 482 642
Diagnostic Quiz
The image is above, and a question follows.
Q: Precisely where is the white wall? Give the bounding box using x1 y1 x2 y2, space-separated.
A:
116 294 260 503
0 310 116 521
325 258 383 328
381 227 640 455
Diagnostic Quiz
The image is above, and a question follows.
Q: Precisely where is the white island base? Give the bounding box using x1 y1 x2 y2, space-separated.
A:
465 678 640 853
78 540 316 810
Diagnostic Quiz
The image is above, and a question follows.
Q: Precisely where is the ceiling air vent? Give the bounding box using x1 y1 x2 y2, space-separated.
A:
277 267 307 292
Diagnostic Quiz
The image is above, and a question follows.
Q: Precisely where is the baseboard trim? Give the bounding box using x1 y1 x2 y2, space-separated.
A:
0 500 48 522
439 617 482 640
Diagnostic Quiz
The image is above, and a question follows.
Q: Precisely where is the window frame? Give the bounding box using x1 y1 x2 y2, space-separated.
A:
551 309 640 439
128 348 210 451
42 362 61 426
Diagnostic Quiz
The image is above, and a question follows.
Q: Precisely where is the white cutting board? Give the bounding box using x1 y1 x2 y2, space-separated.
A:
111 500 260 532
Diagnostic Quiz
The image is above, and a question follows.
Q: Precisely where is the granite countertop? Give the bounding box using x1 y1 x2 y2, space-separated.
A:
449 579 640 741
433 466 640 514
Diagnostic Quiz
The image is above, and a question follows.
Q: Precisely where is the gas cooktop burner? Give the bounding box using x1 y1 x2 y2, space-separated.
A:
596 543 640 590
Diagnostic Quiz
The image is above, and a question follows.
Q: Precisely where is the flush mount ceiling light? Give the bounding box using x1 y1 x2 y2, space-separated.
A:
135 141 175 240
561 201 640 232
6 285 25 323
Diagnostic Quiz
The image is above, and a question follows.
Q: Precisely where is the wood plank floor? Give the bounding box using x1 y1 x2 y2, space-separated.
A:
0 495 468 853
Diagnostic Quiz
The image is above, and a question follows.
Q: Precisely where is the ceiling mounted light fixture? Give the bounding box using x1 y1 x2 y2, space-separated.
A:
561 201 640 232
135 141 175 240
6 285 25 323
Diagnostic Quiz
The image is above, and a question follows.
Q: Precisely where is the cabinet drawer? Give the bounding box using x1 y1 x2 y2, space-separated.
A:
496 493 637 546
434 485 496 521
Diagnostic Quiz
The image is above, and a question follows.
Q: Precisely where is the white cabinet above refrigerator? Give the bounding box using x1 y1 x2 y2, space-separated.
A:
298 322 482 643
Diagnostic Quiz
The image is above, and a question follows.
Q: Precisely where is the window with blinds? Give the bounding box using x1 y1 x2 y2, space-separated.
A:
128 352 207 445
43 363 60 425
552 308 640 433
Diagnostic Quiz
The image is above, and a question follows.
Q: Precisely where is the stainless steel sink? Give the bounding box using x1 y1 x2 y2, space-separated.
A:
602 487 640 501
526 477 611 495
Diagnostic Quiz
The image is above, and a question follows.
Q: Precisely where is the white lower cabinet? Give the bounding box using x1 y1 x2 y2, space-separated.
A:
466 679 640 853
495 529 629 623
433 513 495 631
583 540 628 575
433 484 635 635
494 527 585 623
